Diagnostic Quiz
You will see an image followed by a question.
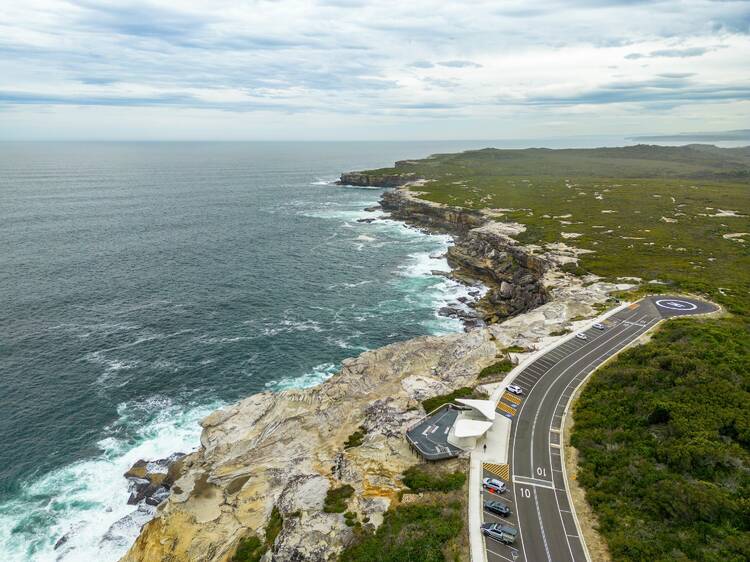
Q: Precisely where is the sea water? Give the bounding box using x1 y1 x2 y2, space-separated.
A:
0 141 491 561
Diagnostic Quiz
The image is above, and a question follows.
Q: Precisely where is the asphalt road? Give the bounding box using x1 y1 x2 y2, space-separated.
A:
481 296 717 562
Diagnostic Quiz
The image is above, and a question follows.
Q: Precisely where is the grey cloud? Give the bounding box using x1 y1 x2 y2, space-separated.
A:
629 129 750 141
625 46 717 59
524 80 750 107
437 60 483 68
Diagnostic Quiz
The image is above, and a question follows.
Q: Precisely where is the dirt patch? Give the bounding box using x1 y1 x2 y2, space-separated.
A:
563 389 612 562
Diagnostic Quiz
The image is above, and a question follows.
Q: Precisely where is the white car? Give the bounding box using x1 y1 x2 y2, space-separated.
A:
575 332 588 340
593 323 605 330
482 477 507 493
507 384 524 395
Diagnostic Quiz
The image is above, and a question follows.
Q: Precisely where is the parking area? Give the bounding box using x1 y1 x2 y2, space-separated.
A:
481 466 521 562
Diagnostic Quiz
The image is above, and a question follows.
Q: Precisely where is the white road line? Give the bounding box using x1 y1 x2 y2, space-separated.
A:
485 544 516 562
513 476 554 487
549 312 657 562
533 487 552 561
529 308 645 469
505 304 652 562
521 307 650 562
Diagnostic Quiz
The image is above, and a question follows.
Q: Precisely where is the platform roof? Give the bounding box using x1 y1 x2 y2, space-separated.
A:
455 398 496 421
454 419 494 438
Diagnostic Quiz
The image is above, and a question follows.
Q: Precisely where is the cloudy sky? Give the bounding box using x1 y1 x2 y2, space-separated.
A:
1 0 748 140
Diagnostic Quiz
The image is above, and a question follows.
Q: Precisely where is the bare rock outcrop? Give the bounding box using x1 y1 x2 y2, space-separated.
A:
120 330 498 562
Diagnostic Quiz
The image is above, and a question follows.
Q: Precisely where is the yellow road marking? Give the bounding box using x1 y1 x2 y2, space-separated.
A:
483 463 510 481
629 303 640 309
503 392 522 405
497 402 516 416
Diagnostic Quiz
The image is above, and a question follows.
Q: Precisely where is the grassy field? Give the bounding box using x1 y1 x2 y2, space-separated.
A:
360 144 750 561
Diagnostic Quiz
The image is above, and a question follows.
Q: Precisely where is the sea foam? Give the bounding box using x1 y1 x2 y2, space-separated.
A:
0 397 221 562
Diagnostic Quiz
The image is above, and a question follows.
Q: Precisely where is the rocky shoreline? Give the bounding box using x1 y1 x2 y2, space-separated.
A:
118 174 633 562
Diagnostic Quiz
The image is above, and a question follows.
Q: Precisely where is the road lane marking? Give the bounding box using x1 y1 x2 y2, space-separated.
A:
512 305 652 562
485 544 516 562
533 486 553 561
548 313 658 562
513 476 555 490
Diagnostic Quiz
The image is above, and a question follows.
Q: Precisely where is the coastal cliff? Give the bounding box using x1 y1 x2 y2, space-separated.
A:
381 186 548 323
120 175 630 562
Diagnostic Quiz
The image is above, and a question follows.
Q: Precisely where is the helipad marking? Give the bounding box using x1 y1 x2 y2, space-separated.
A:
655 299 697 311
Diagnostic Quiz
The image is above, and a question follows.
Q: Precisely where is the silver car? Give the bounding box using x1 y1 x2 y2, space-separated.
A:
575 332 588 340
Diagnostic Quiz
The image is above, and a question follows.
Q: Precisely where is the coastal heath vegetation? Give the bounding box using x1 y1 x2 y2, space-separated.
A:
357 145 750 560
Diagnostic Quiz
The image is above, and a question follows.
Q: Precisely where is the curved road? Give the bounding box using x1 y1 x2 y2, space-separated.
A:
482 296 717 562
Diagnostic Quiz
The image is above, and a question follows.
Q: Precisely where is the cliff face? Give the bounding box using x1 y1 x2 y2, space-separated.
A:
380 187 548 323
448 223 548 323
380 189 486 234
338 172 417 188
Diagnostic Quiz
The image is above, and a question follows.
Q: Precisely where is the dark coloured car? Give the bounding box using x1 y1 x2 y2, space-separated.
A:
484 500 511 517
481 522 518 544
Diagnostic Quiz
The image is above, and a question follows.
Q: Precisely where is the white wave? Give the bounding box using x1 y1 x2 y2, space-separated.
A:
310 178 335 186
261 319 323 337
266 362 339 391
0 397 221 562
326 280 374 290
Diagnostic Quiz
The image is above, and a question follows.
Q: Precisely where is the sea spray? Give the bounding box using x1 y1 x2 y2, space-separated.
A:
0 398 221 562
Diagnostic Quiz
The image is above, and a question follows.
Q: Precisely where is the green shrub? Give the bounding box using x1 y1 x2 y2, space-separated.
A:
572 317 750 561
504 345 526 353
344 427 367 449
232 505 284 561
549 328 571 336
478 358 514 379
266 506 283 546
561 262 587 277
402 466 466 493
324 484 355 513
421 387 483 413
232 536 264 562
339 502 463 562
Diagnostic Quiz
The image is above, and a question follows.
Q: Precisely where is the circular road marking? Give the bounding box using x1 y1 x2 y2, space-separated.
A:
655 299 698 311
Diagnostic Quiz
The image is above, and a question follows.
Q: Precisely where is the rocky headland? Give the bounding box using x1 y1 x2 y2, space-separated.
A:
119 174 633 562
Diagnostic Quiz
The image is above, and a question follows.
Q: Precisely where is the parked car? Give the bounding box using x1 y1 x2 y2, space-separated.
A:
507 384 524 395
484 500 511 517
593 323 605 330
481 522 518 544
575 332 588 340
482 477 507 493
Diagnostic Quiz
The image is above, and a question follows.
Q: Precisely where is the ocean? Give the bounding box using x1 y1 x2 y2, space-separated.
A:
0 141 493 561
